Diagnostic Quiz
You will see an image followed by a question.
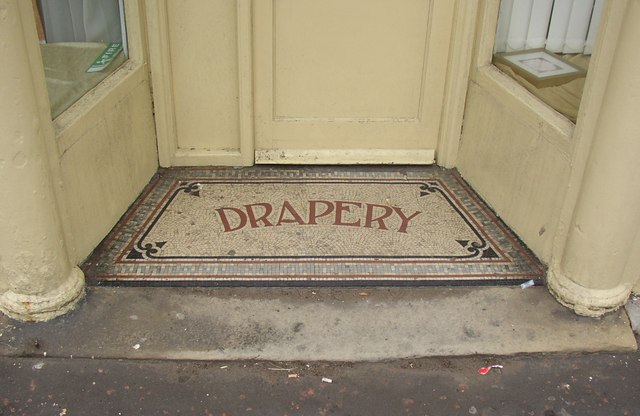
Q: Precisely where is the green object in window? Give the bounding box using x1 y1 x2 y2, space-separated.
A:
86 43 123 73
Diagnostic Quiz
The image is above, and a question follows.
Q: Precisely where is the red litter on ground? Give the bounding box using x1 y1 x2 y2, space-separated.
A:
478 365 503 375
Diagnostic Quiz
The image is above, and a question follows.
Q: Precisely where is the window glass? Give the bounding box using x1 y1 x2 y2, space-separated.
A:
34 0 128 118
492 0 603 123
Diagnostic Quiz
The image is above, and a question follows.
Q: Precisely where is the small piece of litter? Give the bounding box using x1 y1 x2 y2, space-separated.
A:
268 367 294 371
520 279 535 289
43 352 47 357
469 406 478 415
288 374 299 379
133 344 141 350
359 292 369 296
220 365 228 369
322 377 333 383
32 362 45 370
478 365 503 375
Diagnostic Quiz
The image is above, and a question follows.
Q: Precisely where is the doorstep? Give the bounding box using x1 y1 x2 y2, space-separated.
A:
0 286 635 361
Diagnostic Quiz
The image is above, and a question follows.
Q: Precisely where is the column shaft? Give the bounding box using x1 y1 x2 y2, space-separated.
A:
548 0 640 316
0 0 84 321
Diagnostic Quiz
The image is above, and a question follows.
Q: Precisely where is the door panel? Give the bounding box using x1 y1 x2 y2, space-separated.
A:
273 1 428 120
167 1 240 151
146 0 254 167
254 0 456 163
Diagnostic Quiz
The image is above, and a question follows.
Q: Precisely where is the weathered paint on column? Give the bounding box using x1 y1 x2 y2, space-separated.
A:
548 0 640 316
0 0 84 321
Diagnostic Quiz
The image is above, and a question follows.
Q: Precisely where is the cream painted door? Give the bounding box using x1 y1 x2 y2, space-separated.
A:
253 0 456 164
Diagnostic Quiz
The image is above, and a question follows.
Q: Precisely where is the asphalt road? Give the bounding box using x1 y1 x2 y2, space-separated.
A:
1 347 639 416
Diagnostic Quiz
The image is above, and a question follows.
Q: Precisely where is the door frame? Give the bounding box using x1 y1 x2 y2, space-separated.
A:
146 0 475 168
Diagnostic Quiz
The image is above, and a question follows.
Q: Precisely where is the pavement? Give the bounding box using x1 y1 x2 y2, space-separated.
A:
0 290 638 415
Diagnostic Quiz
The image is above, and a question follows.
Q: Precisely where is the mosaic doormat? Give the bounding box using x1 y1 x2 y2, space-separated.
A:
83 167 546 286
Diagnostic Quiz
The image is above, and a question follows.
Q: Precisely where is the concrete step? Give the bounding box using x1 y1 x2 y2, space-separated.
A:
0 286 635 361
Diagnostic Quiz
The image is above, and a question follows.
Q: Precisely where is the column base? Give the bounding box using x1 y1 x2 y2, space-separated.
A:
0 266 85 322
547 267 632 317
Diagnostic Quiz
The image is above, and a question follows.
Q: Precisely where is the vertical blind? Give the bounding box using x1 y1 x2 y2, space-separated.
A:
38 0 123 44
495 0 604 55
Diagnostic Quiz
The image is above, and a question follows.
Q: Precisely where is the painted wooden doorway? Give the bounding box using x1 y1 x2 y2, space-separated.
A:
147 1 470 167
253 0 455 164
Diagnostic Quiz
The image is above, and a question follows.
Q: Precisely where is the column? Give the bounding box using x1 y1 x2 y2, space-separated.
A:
547 0 640 317
0 0 85 321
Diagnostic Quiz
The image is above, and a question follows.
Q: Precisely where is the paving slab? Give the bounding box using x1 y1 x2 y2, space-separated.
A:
0 286 635 361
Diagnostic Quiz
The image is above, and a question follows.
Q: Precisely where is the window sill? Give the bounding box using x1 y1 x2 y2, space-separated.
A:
472 64 574 156
53 59 148 156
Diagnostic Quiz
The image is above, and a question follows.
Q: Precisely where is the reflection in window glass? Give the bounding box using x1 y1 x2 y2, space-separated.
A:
34 0 128 118
492 0 603 123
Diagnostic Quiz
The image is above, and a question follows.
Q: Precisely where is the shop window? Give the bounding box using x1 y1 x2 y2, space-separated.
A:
33 0 128 118
492 0 603 123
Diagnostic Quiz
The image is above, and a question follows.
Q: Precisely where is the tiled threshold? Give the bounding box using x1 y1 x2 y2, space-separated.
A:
83 166 545 287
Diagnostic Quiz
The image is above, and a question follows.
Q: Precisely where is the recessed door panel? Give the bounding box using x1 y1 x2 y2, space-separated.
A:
254 0 455 163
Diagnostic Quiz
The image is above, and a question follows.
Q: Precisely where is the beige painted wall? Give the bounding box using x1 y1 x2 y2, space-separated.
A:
457 0 628 268
457 69 572 262
624 224 640 294
35 1 158 265
55 67 158 264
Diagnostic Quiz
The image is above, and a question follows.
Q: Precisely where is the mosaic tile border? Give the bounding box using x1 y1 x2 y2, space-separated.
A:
83 166 546 287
